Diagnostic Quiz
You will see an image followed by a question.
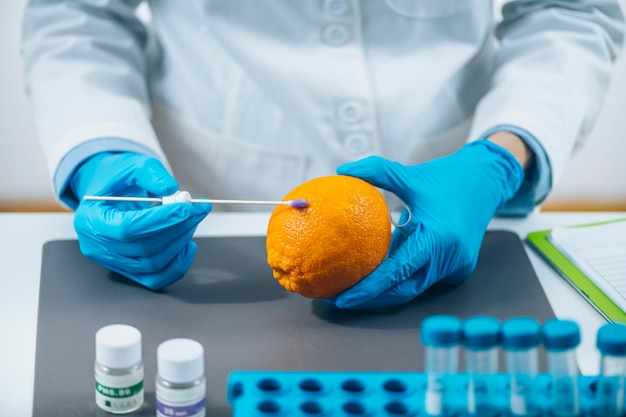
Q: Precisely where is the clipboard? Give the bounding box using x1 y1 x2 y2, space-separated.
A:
526 219 626 323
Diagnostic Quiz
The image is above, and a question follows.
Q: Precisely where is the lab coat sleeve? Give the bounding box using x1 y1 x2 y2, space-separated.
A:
482 125 551 217
468 0 625 213
21 0 168 206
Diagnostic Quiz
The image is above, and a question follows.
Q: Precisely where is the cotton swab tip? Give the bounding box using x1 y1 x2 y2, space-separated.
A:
288 199 309 209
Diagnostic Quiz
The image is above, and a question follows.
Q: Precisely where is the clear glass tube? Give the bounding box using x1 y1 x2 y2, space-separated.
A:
594 354 626 417
466 347 498 416
548 349 579 417
507 348 539 416
425 345 458 417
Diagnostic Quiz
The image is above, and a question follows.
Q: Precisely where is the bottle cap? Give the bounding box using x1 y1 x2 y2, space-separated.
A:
462 316 501 350
597 323 626 356
157 338 205 384
96 324 142 369
501 317 540 351
541 319 581 351
420 315 461 347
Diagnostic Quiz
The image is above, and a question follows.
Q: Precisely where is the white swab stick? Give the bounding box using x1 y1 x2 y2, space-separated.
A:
83 193 308 208
190 199 307 207
83 196 162 203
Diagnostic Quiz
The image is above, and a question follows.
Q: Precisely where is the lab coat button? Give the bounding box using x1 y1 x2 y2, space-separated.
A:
322 23 351 46
337 100 365 124
324 0 350 16
344 133 370 156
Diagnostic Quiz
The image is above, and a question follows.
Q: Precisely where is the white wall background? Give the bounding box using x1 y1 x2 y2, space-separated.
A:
2 0 626 208
1 0 53 204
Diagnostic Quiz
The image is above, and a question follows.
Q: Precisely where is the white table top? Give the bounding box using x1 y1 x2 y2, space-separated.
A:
1 211 624 416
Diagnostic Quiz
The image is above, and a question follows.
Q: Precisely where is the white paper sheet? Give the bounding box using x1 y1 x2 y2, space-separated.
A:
549 220 626 312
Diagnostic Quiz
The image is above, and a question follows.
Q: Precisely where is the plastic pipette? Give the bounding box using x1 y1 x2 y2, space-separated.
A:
83 191 309 208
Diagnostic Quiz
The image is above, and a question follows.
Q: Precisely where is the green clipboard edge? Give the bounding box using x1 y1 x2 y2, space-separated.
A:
526 218 626 324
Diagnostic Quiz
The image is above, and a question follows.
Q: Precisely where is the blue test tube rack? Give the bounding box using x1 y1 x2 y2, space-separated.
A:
227 371 619 416
226 316 626 417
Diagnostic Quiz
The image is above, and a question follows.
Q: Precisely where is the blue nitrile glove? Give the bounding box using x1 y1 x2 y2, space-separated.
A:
330 140 525 309
70 152 212 290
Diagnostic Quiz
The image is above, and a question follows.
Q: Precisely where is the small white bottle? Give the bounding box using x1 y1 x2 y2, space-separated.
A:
95 324 144 414
156 338 206 417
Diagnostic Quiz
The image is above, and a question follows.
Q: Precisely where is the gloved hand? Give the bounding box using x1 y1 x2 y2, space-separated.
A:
330 140 524 309
70 152 212 290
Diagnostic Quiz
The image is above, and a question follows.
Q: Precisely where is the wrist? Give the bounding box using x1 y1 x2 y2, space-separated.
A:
70 151 119 201
487 131 534 170
466 139 525 205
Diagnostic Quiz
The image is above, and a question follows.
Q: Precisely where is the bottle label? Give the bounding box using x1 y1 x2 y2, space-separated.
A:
157 397 206 417
95 380 144 413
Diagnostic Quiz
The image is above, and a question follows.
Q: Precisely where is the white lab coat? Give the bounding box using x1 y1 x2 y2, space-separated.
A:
21 0 625 209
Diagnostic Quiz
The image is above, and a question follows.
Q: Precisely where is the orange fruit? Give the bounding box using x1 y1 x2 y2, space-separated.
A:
266 175 392 299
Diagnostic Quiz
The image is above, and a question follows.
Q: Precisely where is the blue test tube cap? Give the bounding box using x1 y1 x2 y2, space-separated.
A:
420 315 462 348
541 319 581 352
501 317 541 351
462 316 501 350
596 322 626 356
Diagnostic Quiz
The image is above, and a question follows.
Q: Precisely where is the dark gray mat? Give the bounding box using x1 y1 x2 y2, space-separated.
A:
33 231 554 416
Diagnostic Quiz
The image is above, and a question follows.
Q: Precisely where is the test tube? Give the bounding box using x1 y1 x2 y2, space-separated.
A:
502 317 541 416
594 322 626 417
462 316 501 417
541 319 581 417
420 315 462 417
